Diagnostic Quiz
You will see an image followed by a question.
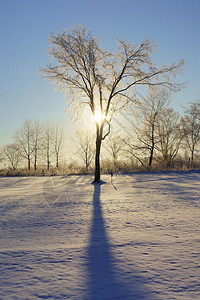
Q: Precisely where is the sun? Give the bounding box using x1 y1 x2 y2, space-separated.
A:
94 109 104 125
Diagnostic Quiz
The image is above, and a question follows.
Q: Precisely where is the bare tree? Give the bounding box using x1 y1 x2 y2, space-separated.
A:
125 90 170 167
181 103 200 164
0 149 3 166
52 122 65 169
74 130 95 173
15 120 33 170
3 143 21 170
42 122 52 170
32 120 43 170
41 25 184 182
106 133 124 169
157 108 182 168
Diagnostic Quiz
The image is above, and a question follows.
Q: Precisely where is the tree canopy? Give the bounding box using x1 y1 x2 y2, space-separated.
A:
41 25 185 181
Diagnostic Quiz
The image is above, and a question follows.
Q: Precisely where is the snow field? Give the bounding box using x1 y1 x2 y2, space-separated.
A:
0 172 199 299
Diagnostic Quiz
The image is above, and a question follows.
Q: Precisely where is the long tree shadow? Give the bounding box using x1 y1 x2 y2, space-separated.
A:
85 182 155 300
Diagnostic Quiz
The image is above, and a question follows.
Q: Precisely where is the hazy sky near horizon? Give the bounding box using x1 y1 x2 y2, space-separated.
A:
0 0 200 147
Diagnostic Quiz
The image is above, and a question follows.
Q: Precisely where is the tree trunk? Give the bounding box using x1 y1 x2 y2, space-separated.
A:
56 155 59 169
149 126 155 167
93 125 102 183
47 149 50 170
85 160 88 174
191 148 194 164
94 139 101 182
34 154 37 170
28 156 31 170
148 146 154 167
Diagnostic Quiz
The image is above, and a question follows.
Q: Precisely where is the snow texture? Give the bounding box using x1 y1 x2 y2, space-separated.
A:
0 172 200 299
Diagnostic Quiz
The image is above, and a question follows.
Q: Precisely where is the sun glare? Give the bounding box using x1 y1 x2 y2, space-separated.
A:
94 109 104 125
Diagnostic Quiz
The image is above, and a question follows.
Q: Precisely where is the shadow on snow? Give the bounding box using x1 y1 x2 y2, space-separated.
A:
85 182 156 300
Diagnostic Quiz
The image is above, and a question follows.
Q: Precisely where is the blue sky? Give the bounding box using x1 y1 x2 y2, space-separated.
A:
0 0 200 146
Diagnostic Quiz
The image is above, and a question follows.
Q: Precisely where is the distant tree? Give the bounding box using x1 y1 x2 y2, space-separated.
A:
41 25 184 182
3 143 21 170
125 90 170 167
106 133 124 169
181 103 200 164
42 122 52 170
157 108 182 167
15 120 33 170
0 150 3 165
32 120 43 170
74 130 95 173
52 123 65 169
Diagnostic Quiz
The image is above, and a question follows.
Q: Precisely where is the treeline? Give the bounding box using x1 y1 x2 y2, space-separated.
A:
0 120 65 172
75 91 200 173
1 92 200 175
108 92 200 171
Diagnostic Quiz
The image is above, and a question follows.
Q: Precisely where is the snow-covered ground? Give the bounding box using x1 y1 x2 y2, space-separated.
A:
0 172 199 299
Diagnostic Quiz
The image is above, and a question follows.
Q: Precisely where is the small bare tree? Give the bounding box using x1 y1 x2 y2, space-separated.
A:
125 90 170 167
157 108 182 168
74 130 95 173
0 150 3 165
15 120 33 170
3 143 21 170
106 133 124 169
32 120 43 170
181 103 200 164
42 122 53 170
52 122 65 169
41 25 184 182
